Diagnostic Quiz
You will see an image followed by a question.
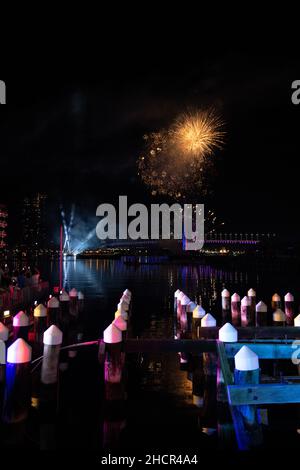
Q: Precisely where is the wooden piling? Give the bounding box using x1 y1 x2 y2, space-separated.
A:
241 296 252 327
284 292 295 326
13 311 29 341
103 323 124 400
232 345 263 450
231 293 241 327
41 325 63 385
47 296 60 325
255 301 268 327
272 293 281 311
273 308 286 326
69 288 79 317
221 289 231 324
33 303 48 345
247 288 256 325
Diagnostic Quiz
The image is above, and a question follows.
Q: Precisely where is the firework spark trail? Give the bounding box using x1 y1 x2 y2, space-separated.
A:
67 204 76 252
72 227 96 255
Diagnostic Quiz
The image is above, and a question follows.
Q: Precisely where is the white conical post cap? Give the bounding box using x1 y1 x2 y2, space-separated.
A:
43 325 63 346
219 323 238 342
78 291 84 300
181 295 191 306
123 289 132 297
118 301 129 312
0 322 9 341
234 345 259 371
193 305 206 319
103 323 122 344
113 315 127 332
60 291 70 301
294 314 300 326
178 291 186 301
13 311 29 327
69 288 78 298
174 289 181 298
0 340 5 365
285 292 294 302
221 289 230 297
47 296 59 308
272 293 281 302
247 288 256 297
231 293 240 302
34 303 47 318
273 309 286 322
187 301 197 313
241 296 250 306
7 338 32 364
256 301 267 312
201 313 216 327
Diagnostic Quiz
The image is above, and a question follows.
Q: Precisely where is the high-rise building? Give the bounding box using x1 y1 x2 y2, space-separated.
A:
0 204 8 250
22 193 47 251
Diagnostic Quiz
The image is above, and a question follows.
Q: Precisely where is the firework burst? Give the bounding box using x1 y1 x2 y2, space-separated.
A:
137 108 225 200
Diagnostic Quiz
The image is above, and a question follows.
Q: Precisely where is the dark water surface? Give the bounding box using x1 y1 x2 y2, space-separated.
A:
3 257 300 450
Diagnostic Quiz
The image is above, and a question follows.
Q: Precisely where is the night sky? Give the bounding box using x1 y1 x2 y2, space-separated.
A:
1 47 300 241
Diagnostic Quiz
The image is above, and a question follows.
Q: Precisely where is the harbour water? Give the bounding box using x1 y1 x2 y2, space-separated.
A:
3 256 300 450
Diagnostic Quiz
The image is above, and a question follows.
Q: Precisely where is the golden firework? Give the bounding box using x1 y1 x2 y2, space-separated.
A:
170 110 225 160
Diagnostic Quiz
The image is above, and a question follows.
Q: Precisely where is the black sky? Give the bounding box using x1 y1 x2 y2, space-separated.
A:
1 47 300 239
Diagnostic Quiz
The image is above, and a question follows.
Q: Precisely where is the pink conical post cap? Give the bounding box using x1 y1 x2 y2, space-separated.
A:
69 288 78 298
103 323 122 344
13 311 29 327
113 315 127 332
123 289 132 297
7 338 32 364
241 296 250 306
256 301 267 312
0 322 9 341
201 313 216 327
234 345 259 371
294 314 300 326
34 304 47 317
219 323 238 342
193 305 206 319
43 325 63 346
187 301 197 313
231 293 240 302
221 289 230 297
47 296 59 308
247 288 256 297
0 340 5 365
60 291 70 301
178 291 186 301
285 292 294 302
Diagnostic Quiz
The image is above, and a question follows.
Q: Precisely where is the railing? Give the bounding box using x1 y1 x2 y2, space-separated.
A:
0 281 49 311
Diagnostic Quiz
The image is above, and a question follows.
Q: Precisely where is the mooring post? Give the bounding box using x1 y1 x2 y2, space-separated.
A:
3 338 32 423
0 321 9 342
221 289 231 324
217 323 238 403
273 308 286 326
186 301 197 333
174 289 181 314
284 293 295 326
69 288 78 317
272 293 281 311
13 311 29 341
115 306 128 321
59 290 70 325
41 325 63 385
112 315 127 342
256 301 268 327
231 293 241 327
47 296 60 325
232 345 263 450
78 291 85 315
241 296 252 327
201 313 217 433
192 305 206 339
103 323 124 400
247 288 256 325
294 314 300 326
33 303 48 345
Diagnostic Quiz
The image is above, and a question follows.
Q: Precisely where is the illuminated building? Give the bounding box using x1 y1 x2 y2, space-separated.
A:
21 193 47 252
